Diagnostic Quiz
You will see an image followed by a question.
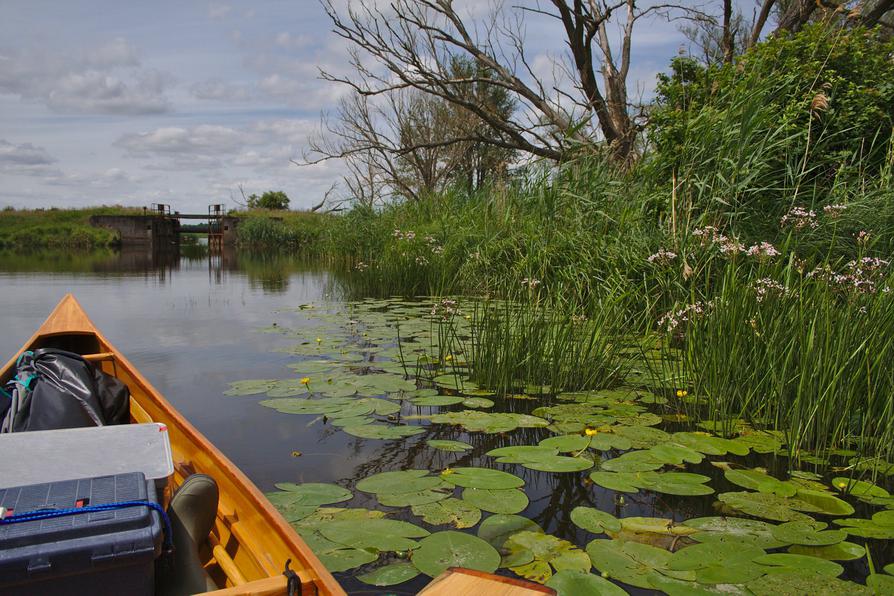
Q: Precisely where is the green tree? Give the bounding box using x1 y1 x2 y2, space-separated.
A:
248 190 290 210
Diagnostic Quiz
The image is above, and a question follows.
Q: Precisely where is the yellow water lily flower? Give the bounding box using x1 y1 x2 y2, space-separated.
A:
315 337 322 343
836 481 848 489
300 377 311 385
441 467 454 476
584 427 599 437
676 389 688 398
445 354 453 362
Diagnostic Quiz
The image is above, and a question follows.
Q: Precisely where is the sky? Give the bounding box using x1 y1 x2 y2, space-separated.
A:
0 1 755 213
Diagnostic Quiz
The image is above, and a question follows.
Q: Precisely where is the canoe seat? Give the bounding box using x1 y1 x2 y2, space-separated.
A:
157 474 220 596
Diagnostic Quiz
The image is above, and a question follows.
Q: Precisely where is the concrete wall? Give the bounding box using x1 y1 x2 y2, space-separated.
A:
90 215 180 248
220 216 239 246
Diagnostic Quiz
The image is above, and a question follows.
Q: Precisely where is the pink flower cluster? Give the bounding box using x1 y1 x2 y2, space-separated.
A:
808 257 891 295
745 242 781 260
658 301 712 333
780 206 818 231
752 278 787 303
647 249 677 265
823 204 847 218
431 298 459 319
393 229 416 240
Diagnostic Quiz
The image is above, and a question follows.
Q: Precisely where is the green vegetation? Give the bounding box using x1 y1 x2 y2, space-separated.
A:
246 190 290 210
233 209 329 252
0 206 138 250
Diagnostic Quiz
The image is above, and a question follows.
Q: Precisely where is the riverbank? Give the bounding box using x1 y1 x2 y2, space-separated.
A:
0 206 141 250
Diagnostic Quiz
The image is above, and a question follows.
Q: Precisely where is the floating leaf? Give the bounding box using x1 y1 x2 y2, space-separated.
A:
867 574 894 593
684 517 788 549
477 514 543 550
506 531 590 583
672 432 750 456
831 477 890 502
787 541 865 561
411 531 501 577
586 539 691 590
539 434 591 453
522 455 595 473
746 570 873 596
770 520 846 546
724 468 797 497
376 486 453 507
753 553 843 577
589 471 640 493
224 379 279 396
356 561 420 586
320 518 429 552
266 483 352 521
357 470 441 495
718 492 815 522
600 450 664 473
668 542 766 585
412 497 481 528
461 488 529 514
487 445 558 463
833 518 894 539
413 395 465 406
427 439 473 452
794 489 854 516
462 397 495 409
570 507 622 534
342 423 424 439
647 442 704 465
619 517 697 537
611 425 671 448
302 531 378 572
441 467 525 489
545 570 627 596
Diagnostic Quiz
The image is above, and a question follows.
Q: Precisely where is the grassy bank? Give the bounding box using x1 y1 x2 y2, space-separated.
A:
0 206 140 250
233 209 332 254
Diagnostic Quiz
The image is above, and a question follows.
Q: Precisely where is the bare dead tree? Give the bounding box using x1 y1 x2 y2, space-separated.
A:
749 0 777 46
319 0 706 166
722 0 735 61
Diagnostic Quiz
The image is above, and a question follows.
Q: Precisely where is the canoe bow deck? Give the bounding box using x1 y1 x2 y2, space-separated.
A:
1 295 345 596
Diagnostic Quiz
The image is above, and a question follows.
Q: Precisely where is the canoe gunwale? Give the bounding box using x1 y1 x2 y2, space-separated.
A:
0 294 344 596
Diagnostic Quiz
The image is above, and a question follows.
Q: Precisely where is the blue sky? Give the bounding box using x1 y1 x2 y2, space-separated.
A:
0 1 756 213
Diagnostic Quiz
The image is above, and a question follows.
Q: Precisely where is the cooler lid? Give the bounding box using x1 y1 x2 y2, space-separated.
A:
0 423 174 489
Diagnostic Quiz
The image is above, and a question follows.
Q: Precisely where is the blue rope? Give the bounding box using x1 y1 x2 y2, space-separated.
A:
0 500 173 553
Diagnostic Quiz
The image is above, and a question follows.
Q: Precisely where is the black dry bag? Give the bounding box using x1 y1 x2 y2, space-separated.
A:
0 348 130 433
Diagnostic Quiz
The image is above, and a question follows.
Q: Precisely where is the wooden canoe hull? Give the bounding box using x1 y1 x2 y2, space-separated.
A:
0 294 345 596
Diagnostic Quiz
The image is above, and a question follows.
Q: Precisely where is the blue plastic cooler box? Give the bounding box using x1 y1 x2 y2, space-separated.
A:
0 472 163 596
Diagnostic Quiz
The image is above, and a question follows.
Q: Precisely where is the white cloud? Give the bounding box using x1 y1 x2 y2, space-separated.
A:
190 78 252 102
208 2 232 20
115 125 244 156
0 38 172 115
0 139 61 175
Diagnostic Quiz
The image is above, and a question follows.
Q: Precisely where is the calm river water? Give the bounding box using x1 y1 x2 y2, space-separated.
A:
1 247 883 594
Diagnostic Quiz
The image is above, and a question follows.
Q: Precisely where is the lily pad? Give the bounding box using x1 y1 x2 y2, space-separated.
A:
647 442 705 465
586 539 691 589
787 541 865 561
356 561 420 586
570 507 622 534
725 468 797 497
505 531 591 583
794 489 854 516
830 477 890 499
462 397 495 409
522 455 595 473
833 517 894 539
684 516 788 549
441 467 525 489
411 531 501 577
412 395 465 406
753 553 843 577
600 450 664 473
746 570 873 595
320 518 429 552
718 492 815 522
487 445 558 463
619 517 697 537
539 434 592 453
376 486 453 507
342 423 425 440
770 520 846 546
867 574 894 593
668 542 767 585
477 514 543 550
545 570 627 596
224 379 279 396
266 483 352 521
461 488 529 514
301 531 378 572
427 439 473 452
357 470 441 495
412 497 481 528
